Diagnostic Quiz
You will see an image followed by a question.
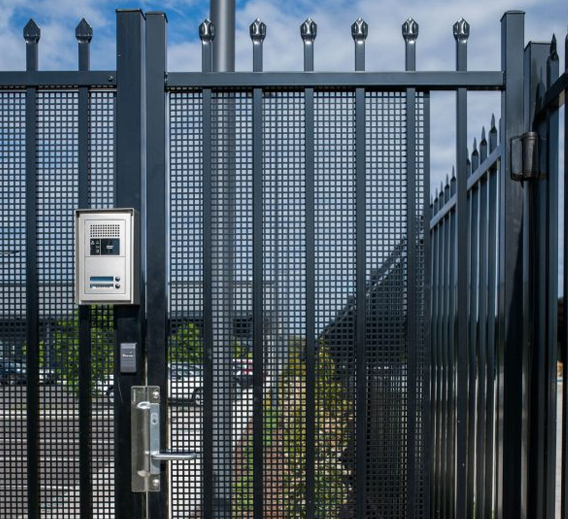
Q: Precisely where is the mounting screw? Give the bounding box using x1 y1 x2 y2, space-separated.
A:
152 388 160 402
151 477 160 490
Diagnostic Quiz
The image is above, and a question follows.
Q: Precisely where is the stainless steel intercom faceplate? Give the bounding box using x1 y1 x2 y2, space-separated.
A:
75 209 140 305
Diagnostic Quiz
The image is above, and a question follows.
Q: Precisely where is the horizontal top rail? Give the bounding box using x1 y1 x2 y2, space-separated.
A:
166 71 504 90
0 71 116 88
429 143 502 229
0 70 505 91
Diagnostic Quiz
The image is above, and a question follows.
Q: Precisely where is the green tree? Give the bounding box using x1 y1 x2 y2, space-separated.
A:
168 322 202 365
23 307 114 391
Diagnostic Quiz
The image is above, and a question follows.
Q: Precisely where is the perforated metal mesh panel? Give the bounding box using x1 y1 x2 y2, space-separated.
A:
262 90 306 517
88 90 116 519
365 91 408 517
0 86 117 519
169 90 204 517
314 90 357 518
0 91 27 519
413 92 428 516
37 91 80 517
210 90 254 518
167 87 427 519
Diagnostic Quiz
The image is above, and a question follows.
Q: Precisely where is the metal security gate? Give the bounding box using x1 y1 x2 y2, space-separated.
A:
1 7 564 519
164 16 429 517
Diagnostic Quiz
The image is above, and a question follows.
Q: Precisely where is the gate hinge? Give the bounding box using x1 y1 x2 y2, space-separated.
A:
511 132 546 181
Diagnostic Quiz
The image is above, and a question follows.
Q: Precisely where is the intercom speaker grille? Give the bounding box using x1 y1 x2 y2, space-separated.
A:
90 223 121 239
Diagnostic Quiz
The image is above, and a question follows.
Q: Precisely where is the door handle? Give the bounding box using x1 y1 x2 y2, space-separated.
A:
131 386 200 492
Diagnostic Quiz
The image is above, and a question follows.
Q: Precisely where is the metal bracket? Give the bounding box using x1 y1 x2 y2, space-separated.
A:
131 386 199 493
511 132 546 181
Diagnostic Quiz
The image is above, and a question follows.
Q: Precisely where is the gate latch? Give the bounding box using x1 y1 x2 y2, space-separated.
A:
511 132 546 181
131 386 199 492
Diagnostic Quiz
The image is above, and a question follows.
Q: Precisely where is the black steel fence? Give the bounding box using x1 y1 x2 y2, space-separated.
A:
0 7 566 519
430 117 500 518
429 25 568 519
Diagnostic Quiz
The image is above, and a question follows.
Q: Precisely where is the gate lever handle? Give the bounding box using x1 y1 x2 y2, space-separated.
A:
151 451 200 462
132 386 200 493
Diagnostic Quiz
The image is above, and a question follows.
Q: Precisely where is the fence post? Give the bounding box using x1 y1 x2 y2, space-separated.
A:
24 17 40 519
403 17 420 519
453 16 469 519
523 40 551 519
145 11 168 519
114 10 146 519
497 11 525 519
352 17 368 519
251 18 266 519
76 17 93 519
301 17 317 519
544 38 559 519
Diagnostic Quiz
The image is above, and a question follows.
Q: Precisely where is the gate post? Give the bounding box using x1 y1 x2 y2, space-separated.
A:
115 10 146 519
523 41 549 519
497 11 525 519
145 11 168 519
523 40 559 519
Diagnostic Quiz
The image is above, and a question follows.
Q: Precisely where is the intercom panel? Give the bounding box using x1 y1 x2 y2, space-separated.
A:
75 209 139 305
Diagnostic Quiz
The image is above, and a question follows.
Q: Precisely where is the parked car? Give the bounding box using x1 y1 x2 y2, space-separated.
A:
100 361 261 405
231 358 268 389
169 364 204 405
95 375 115 401
0 360 26 385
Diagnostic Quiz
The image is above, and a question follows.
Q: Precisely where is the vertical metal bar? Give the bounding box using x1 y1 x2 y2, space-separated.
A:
209 6 234 511
447 176 456 519
562 25 568 519
545 38 559 519
301 17 316 519
434 212 442 519
24 18 40 519
200 18 214 519
115 10 146 519
440 184 448 519
524 43 550 519
476 168 488 519
453 17 470 519
440 186 454 518
145 12 168 519
484 121 498 519
250 19 266 519
470 143 480 519
498 11 525 519
423 91 432 519
76 17 92 519
352 18 368 519
562 26 568 519
467 176 479 519
210 0 235 73
431 208 440 518
403 19 419 518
